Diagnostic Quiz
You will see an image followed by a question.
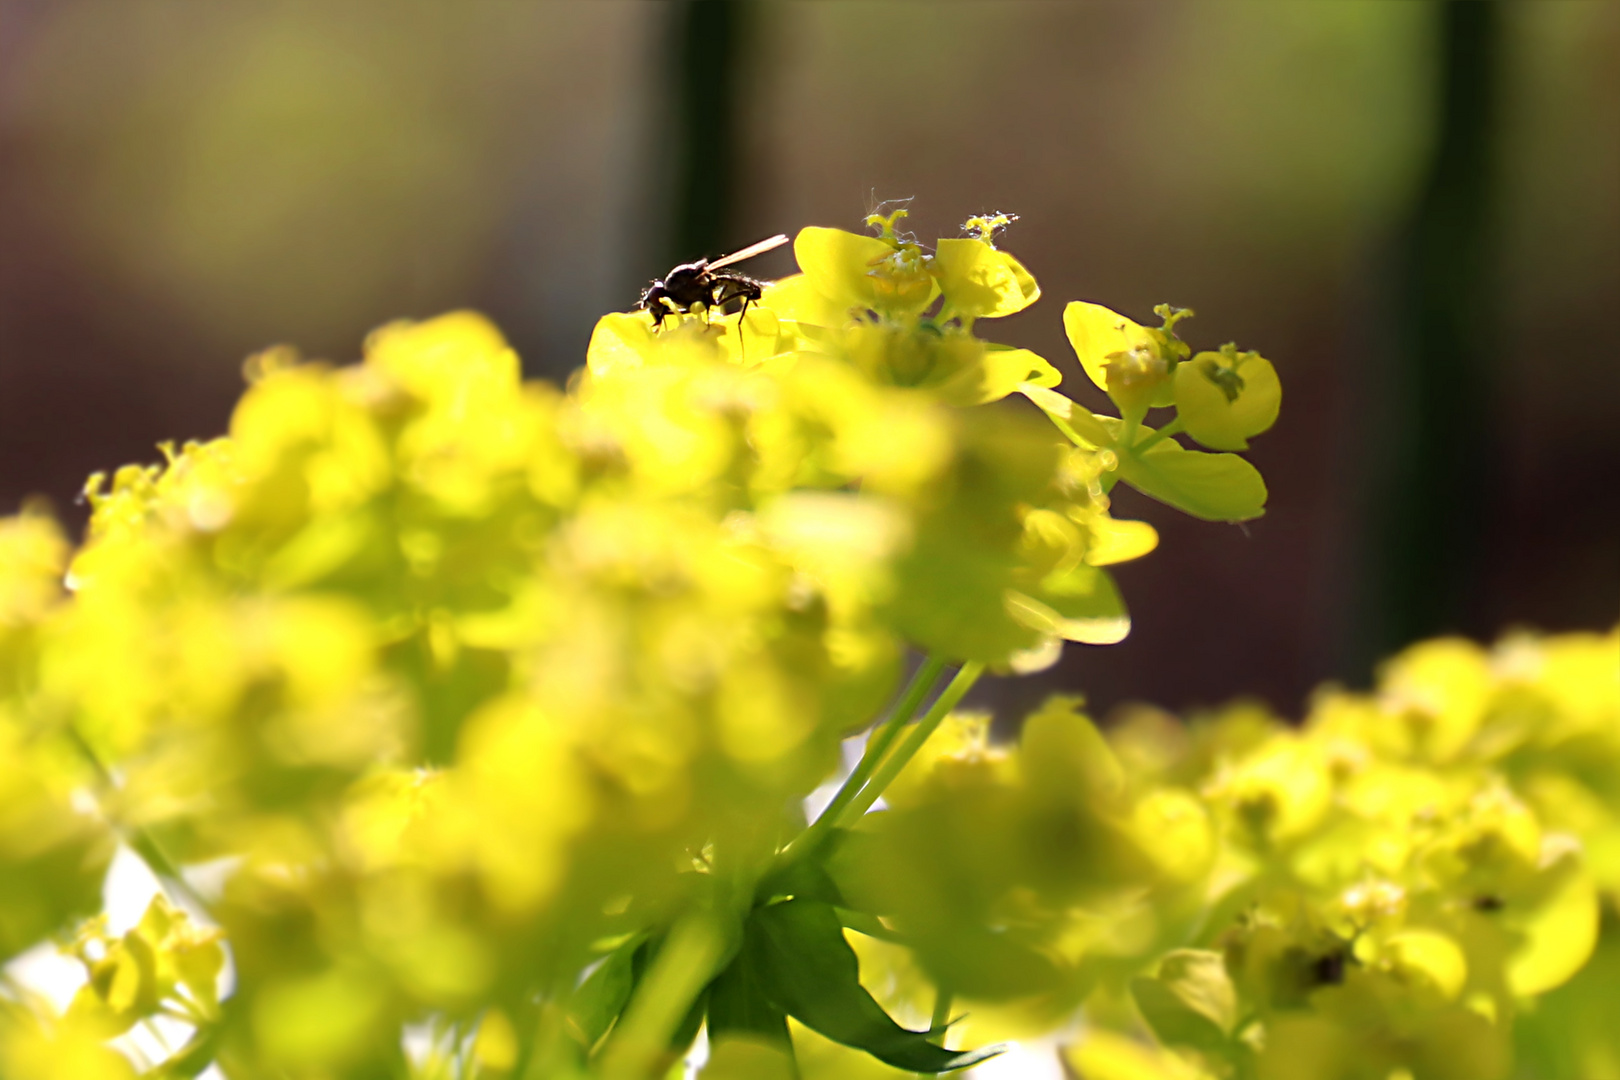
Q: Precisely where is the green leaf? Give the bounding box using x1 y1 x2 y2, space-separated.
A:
568 937 640 1051
833 907 906 945
747 899 1002 1073
756 838 849 907
1130 949 1237 1058
1117 438 1267 522
671 989 711 1059
708 945 793 1053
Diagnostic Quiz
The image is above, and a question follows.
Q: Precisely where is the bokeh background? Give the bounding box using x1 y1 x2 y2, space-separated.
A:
2 1 1615 723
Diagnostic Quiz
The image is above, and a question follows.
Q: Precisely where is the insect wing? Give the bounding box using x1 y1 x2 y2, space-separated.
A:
706 233 790 271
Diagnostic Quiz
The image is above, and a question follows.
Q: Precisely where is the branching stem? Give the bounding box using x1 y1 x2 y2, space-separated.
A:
62 722 212 916
596 913 727 1080
784 655 948 863
1131 416 1185 455
918 987 956 1078
841 662 984 823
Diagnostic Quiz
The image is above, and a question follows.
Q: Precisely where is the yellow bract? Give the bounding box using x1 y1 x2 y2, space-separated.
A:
0 1012 137 1080
931 238 1040 321
1076 625 1619 1080
1063 300 1158 400
1173 348 1281 451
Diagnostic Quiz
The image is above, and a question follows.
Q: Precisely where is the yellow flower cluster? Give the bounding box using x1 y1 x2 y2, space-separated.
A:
0 212 1288 1077
844 628 1619 1080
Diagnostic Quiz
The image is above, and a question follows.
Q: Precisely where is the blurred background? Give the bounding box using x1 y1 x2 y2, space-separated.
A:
2 1 1615 722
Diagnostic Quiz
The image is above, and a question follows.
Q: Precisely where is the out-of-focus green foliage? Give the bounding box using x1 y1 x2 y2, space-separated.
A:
827 628 1618 1080
775 624 1619 1080
1045 627 1617 1080
5 206 1576 1077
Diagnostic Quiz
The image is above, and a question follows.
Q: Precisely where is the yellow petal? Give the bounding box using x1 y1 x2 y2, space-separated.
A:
760 273 845 328
933 238 1040 319
972 346 1060 403
793 226 897 312
586 311 659 376
1382 930 1469 1000
1063 301 1153 394
1507 842 1600 996
1085 517 1159 566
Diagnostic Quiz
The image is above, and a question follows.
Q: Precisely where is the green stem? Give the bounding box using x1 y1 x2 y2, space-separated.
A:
929 989 953 1033
596 913 727 1080
785 656 947 862
591 842 761 1080
62 723 212 916
1130 416 1184 455
1100 414 1184 496
1099 412 1144 497
842 663 984 822
1118 413 1141 454
516 971 583 1080
918 987 955 1078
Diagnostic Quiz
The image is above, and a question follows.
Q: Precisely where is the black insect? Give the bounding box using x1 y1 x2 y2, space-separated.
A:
1311 950 1346 986
638 234 790 328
